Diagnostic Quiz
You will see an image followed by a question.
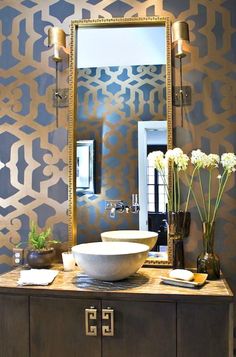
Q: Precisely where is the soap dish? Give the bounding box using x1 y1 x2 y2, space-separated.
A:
160 273 208 288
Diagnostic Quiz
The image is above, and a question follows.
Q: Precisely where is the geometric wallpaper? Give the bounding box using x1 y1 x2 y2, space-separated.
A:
1 0 236 349
0 1 72 273
77 64 166 244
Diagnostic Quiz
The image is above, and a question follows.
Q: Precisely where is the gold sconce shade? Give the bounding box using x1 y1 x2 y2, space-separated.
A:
48 27 66 62
172 21 189 58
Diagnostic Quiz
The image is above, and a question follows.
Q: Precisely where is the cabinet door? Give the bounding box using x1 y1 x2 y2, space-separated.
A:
30 296 101 357
102 300 176 357
177 302 232 357
0 294 29 357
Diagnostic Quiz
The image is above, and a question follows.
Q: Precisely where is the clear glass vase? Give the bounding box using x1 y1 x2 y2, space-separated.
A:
168 211 191 269
173 237 185 269
197 221 220 280
168 211 191 237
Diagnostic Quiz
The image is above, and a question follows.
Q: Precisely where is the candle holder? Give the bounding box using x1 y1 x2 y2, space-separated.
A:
62 251 75 272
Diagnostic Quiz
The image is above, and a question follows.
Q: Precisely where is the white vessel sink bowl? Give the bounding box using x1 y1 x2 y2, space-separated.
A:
72 242 149 281
101 230 158 250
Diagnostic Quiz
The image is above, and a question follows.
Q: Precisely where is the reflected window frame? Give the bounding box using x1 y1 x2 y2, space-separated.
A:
76 140 95 194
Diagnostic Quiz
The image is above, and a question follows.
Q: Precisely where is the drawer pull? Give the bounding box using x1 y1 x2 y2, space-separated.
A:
85 307 97 336
102 307 114 336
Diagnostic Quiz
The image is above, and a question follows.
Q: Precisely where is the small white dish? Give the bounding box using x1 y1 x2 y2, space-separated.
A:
160 273 208 288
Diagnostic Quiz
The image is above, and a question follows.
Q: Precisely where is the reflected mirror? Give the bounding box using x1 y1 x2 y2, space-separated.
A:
69 17 173 266
76 140 95 194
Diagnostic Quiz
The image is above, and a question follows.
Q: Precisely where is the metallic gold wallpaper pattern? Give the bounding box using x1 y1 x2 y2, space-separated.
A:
1 1 236 342
1 0 236 351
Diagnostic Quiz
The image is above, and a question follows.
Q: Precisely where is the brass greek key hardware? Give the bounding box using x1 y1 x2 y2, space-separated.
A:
85 307 97 336
102 307 114 336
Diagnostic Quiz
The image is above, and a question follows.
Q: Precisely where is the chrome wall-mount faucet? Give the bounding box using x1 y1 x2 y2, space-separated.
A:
105 194 140 218
130 194 140 214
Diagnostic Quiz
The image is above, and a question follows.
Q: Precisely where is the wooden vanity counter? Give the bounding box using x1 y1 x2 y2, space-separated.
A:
0 266 233 357
0 265 233 301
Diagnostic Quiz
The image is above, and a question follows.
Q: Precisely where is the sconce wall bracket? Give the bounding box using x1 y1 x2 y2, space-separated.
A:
52 88 69 108
173 86 191 107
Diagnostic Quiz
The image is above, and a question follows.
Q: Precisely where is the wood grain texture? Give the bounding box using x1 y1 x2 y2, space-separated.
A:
102 299 176 357
177 302 232 357
0 295 29 357
30 296 101 357
0 266 232 302
0 267 233 357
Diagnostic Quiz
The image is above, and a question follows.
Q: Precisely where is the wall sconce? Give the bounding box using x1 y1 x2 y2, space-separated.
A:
172 21 191 126
48 27 69 126
48 27 67 62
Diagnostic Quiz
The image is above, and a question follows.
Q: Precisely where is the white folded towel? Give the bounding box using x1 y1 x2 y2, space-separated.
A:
17 269 59 286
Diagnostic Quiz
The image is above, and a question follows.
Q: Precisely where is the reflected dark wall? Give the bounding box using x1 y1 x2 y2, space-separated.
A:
77 65 166 243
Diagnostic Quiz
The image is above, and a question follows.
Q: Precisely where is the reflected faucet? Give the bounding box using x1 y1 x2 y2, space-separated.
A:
107 201 125 218
105 195 139 218
130 194 140 214
110 206 116 219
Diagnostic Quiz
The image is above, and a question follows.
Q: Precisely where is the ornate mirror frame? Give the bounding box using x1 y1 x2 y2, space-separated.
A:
68 16 173 266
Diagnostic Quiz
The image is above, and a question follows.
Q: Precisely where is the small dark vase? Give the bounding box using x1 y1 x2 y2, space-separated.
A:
27 248 55 268
168 211 191 269
197 222 220 280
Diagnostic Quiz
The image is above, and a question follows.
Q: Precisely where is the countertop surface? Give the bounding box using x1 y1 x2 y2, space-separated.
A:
0 265 233 302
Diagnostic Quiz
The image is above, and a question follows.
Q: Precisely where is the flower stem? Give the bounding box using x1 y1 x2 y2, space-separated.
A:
198 169 207 221
184 167 197 213
212 170 227 216
173 165 177 211
177 169 180 211
207 170 212 222
185 172 204 221
211 171 229 223
160 168 172 211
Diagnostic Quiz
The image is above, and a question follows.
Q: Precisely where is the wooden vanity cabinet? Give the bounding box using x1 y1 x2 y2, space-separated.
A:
30 297 176 357
30 296 101 357
0 294 29 357
0 267 233 357
177 302 233 357
101 300 175 357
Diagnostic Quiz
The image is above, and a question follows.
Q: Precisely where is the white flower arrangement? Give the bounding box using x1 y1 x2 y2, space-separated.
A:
221 153 236 173
148 147 189 212
188 150 236 224
148 148 236 224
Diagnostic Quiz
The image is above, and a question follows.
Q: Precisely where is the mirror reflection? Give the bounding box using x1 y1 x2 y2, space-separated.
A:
138 121 168 261
76 26 166 68
70 17 172 266
76 140 95 194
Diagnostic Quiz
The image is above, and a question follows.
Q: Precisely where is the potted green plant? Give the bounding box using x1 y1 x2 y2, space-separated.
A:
27 221 58 268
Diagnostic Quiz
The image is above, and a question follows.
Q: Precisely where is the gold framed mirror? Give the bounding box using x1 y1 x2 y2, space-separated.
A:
68 16 173 266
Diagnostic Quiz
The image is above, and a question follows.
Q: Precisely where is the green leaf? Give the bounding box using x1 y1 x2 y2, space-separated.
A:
28 221 56 250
